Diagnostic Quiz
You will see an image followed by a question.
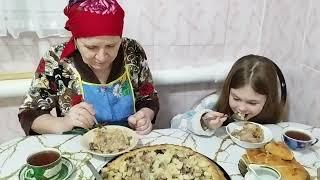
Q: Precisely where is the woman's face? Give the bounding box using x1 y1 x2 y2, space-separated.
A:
229 84 267 120
76 35 122 71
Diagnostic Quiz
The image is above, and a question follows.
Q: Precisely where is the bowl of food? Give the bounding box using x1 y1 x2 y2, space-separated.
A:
226 121 273 149
80 125 139 157
244 164 281 180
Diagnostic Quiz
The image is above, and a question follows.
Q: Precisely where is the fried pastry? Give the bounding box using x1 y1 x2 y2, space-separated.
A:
242 141 309 180
265 141 294 160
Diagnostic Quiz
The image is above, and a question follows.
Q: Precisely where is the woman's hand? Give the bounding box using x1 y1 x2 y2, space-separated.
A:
128 108 154 135
64 102 96 130
201 111 227 130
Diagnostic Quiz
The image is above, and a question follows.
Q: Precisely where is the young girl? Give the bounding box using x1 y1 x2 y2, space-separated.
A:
171 54 287 136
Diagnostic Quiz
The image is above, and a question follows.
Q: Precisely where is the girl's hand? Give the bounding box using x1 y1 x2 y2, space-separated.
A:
64 102 96 130
128 108 154 135
201 111 227 130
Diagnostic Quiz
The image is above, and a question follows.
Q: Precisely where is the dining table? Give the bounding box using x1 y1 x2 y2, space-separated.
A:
0 122 319 180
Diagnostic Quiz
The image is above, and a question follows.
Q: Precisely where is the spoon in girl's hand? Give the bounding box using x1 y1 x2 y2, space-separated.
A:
203 112 246 122
230 112 247 121
202 114 228 121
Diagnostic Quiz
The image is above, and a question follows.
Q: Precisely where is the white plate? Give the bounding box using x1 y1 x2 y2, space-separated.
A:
226 121 273 149
80 125 139 157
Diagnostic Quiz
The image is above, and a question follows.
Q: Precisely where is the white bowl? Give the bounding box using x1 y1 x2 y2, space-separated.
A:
226 121 273 149
80 125 139 157
244 164 281 180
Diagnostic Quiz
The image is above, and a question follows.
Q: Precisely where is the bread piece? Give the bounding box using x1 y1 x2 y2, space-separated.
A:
102 144 227 180
244 142 309 180
246 149 269 164
265 141 294 160
273 165 309 180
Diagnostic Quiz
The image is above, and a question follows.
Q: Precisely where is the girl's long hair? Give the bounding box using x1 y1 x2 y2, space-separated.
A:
216 55 285 124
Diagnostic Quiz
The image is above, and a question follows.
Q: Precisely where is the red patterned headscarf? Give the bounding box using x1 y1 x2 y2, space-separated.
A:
60 0 125 59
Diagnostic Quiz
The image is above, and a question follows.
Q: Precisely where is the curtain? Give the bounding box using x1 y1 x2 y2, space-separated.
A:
0 0 70 38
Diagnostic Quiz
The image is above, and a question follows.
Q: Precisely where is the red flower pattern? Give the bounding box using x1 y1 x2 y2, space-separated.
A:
79 0 117 15
71 95 83 106
139 83 154 96
36 58 45 74
49 81 58 91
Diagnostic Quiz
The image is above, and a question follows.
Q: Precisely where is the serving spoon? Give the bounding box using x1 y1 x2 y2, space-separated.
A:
86 160 103 180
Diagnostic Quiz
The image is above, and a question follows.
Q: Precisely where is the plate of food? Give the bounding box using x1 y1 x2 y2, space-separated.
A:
226 121 273 149
239 141 310 180
100 144 231 180
80 125 139 157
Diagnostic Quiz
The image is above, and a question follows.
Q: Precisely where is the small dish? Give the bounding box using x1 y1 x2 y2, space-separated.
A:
19 157 73 180
80 125 138 157
244 164 281 180
226 121 273 149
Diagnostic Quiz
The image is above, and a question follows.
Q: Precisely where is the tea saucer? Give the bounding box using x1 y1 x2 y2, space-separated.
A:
19 157 74 180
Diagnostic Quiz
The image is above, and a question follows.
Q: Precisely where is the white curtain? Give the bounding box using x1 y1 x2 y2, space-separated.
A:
0 0 71 38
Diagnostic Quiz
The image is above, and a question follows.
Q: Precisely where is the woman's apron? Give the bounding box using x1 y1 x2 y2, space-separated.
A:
80 66 135 126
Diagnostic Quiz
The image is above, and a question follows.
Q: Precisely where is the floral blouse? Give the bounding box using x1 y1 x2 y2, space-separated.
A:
18 38 159 135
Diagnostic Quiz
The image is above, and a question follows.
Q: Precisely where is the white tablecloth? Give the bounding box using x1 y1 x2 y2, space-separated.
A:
0 122 319 179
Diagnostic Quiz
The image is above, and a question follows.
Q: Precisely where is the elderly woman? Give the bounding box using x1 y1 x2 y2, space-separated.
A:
18 0 159 135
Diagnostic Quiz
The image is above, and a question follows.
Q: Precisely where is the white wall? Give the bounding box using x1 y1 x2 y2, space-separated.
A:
1 0 320 143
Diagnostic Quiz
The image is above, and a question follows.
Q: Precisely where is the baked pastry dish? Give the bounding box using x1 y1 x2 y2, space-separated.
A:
240 141 309 180
231 122 264 143
102 144 228 180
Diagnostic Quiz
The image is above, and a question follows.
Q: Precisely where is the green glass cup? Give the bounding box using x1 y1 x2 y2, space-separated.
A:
24 148 62 180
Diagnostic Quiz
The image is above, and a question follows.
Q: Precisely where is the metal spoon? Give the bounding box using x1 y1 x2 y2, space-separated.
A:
202 113 245 122
201 113 246 130
229 113 246 121
92 116 98 124
92 117 104 128
86 160 103 180
248 164 260 180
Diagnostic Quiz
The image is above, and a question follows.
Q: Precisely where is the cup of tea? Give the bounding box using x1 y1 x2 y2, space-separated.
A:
24 148 63 179
282 127 319 150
